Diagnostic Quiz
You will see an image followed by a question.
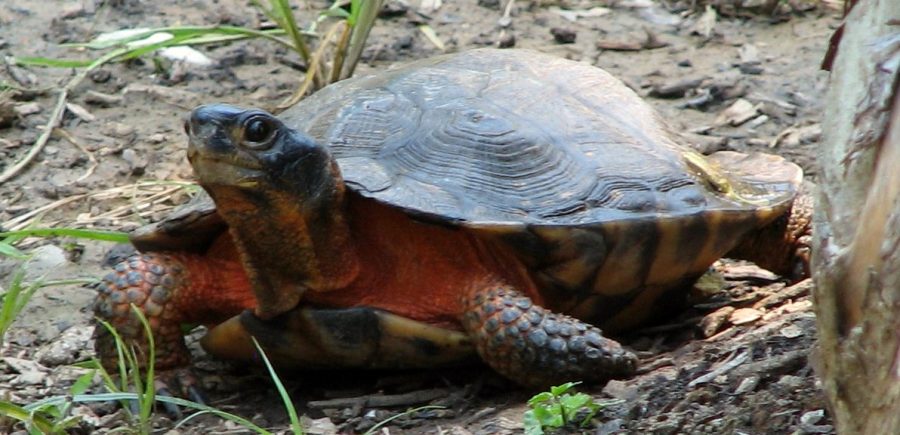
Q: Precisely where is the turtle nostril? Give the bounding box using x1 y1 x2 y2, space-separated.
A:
183 118 191 136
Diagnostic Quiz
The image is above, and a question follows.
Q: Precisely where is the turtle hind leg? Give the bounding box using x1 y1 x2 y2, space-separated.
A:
460 285 638 388
728 188 814 281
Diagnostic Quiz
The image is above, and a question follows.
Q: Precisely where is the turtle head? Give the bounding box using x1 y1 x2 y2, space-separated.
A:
185 104 359 319
186 104 336 196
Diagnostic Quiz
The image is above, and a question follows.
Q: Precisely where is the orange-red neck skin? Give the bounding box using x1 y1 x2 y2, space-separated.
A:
175 193 538 330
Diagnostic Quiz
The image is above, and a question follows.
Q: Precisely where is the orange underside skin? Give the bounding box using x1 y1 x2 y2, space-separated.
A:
184 195 540 330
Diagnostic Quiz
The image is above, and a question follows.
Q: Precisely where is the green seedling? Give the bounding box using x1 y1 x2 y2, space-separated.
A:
524 382 606 435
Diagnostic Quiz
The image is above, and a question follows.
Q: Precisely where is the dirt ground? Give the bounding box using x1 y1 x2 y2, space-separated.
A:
1 0 840 433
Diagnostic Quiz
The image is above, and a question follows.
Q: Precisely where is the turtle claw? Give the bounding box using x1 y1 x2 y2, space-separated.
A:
155 367 207 405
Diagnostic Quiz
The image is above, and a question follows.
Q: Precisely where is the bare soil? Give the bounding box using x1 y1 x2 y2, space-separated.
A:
1 1 838 433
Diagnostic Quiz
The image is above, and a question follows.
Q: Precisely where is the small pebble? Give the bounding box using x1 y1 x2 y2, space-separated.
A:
550 27 576 44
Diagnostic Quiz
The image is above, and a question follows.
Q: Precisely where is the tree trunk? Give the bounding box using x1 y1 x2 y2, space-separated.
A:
814 1 900 433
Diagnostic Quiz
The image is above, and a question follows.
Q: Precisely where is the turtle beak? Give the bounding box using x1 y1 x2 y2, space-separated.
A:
186 104 245 159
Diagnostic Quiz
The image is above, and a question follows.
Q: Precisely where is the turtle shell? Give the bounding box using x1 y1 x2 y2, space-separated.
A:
280 49 798 225
137 49 801 330
276 48 802 329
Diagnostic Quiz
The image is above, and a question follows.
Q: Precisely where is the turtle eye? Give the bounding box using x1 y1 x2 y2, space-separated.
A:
242 116 276 148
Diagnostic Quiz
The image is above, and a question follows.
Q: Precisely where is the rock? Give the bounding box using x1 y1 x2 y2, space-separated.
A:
780 324 804 338
734 375 759 394
13 102 41 116
121 148 148 176
25 245 68 280
34 325 93 366
103 121 136 139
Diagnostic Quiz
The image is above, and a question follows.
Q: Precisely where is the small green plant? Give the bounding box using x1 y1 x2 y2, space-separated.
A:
523 382 603 435
0 369 95 434
0 228 128 344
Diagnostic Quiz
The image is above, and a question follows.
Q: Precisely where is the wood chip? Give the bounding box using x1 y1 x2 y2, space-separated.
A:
701 306 735 337
596 28 669 51
769 123 822 148
649 77 705 99
729 308 763 325
84 90 123 107
65 102 96 122
721 264 779 282
753 279 813 310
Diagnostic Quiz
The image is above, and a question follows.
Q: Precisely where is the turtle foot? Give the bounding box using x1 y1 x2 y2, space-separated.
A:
461 286 638 388
93 253 192 373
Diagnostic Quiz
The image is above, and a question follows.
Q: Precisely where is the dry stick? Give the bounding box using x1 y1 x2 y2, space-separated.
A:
307 388 449 410
278 20 344 110
0 88 68 184
686 349 750 388
3 193 89 231
1 182 187 231
0 49 124 185
53 127 98 182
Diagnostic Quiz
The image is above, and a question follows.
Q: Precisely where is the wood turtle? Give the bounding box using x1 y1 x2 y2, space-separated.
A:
94 48 811 390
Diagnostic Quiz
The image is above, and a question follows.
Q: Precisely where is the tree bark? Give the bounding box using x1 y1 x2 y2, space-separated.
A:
814 1 900 433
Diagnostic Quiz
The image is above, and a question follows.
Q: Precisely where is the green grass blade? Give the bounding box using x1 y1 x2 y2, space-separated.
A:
0 401 56 434
252 337 303 435
341 0 383 80
130 305 156 431
270 0 311 61
0 268 37 346
0 240 27 259
13 57 95 68
0 228 130 243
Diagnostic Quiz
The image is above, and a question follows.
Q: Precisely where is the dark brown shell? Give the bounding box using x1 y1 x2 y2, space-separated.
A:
280 49 799 226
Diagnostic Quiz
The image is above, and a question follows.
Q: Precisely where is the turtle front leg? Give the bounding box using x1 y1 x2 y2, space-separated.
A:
93 252 255 396
460 285 638 388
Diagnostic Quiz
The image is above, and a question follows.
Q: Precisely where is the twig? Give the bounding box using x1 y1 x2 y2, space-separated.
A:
307 388 448 409
2 193 89 231
278 20 344 110
53 127 98 182
0 88 68 184
0 49 124 185
687 349 750 388
1 181 193 231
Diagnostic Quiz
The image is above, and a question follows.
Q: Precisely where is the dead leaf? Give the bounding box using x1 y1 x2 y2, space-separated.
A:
691 5 717 40
549 6 611 22
770 123 822 148
715 98 759 126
